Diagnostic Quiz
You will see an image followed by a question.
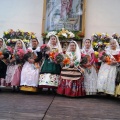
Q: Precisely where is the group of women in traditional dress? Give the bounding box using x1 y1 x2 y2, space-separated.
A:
0 35 120 98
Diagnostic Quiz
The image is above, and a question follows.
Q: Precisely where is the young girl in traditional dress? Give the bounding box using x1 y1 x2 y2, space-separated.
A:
20 38 42 92
81 39 97 95
39 35 62 91
97 39 120 96
57 40 85 97
5 40 26 91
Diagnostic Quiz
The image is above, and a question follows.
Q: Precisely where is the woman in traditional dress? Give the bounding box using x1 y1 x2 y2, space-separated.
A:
39 35 62 91
57 40 85 97
5 40 26 91
28 38 42 63
0 38 9 87
81 39 97 95
97 39 120 96
20 38 42 92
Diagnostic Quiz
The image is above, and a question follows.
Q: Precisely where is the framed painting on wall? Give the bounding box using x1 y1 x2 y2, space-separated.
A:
42 0 86 49
42 0 85 33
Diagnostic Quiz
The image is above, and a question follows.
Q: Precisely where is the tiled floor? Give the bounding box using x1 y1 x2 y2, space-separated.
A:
0 90 120 120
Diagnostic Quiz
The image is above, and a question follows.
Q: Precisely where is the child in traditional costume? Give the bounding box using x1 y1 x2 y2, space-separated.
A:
5 40 26 91
57 40 85 97
81 39 97 95
39 35 62 91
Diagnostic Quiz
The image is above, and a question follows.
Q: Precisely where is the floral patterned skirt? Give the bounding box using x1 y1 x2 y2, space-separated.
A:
39 73 60 88
57 76 85 97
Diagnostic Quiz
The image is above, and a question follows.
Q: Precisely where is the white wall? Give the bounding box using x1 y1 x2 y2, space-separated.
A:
0 0 44 44
0 0 120 44
85 0 120 39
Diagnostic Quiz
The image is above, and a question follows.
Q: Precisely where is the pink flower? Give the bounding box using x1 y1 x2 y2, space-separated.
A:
26 49 32 53
7 46 13 53
81 53 85 57
17 49 25 59
40 44 50 52
99 51 105 58
54 52 64 64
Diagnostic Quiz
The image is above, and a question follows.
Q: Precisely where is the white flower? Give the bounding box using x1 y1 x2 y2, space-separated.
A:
62 33 67 38
12 39 17 42
7 39 11 43
68 32 75 38
112 32 116 35
98 42 102 45
101 33 106 38
46 31 57 38
94 33 98 37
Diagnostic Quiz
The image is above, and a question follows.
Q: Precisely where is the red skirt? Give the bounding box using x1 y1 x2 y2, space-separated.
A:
57 76 86 97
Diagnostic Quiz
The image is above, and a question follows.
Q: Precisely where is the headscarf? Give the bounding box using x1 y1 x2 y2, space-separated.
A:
0 38 7 51
106 38 120 56
14 39 26 52
106 38 119 50
81 39 94 56
66 40 81 62
47 35 62 53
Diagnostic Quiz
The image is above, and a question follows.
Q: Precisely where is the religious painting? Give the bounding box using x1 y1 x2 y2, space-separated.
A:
42 0 85 32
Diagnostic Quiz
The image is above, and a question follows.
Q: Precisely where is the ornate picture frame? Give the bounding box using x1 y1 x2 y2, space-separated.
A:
42 0 86 35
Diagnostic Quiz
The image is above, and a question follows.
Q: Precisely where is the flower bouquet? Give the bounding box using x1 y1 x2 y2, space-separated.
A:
40 44 50 53
80 53 88 66
54 53 64 64
92 33 110 51
99 51 111 64
41 28 85 41
13 49 25 64
112 33 119 40
3 29 37 47
0 48 11 55
49 51 56 60
63 57 70 67
57 28 75 39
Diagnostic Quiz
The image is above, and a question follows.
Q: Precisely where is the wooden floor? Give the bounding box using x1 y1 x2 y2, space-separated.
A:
0 89 120 120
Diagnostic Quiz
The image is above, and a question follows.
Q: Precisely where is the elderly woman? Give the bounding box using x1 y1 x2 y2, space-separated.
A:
57 40 85 97
20 38 42 92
